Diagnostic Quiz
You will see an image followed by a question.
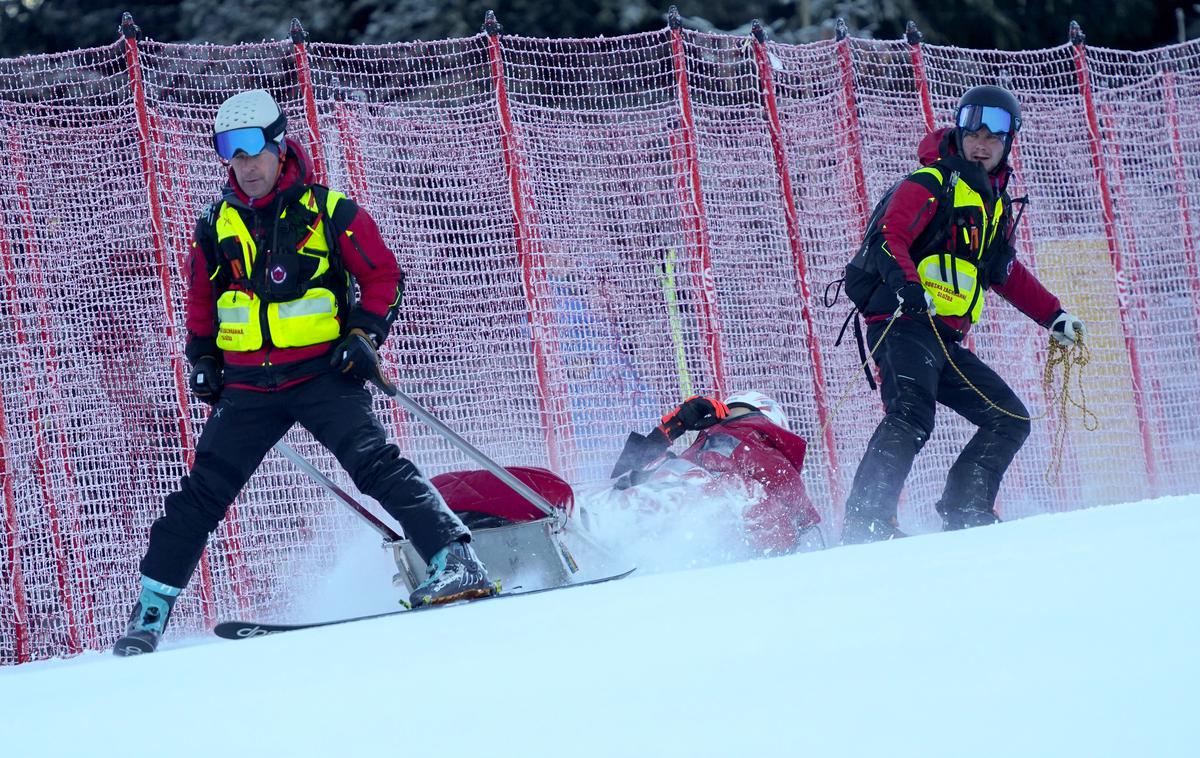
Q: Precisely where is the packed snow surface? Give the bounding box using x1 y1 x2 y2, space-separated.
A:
2 494 1196 757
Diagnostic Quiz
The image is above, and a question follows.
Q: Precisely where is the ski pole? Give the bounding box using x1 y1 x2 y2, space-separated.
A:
273 440 403 541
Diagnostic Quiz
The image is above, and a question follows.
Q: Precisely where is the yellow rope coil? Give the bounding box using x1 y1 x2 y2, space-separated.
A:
925 310 1099 483
1041 334 1100 483
820 310 1098 485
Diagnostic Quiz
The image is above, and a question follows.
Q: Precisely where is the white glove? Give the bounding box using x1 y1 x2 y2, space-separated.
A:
1050 311 1086 346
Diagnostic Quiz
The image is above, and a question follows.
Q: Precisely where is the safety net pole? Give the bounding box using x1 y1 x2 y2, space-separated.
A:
1162 68 1200 323
1069 22 1159 494
291 19 327 185
751 22 843 510
484 12 567 473
907 22 936 134
836 21 870 226
0 223 30 664
668 8 726 396
122 14 230 624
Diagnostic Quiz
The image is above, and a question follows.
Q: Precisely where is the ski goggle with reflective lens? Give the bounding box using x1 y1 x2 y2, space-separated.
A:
213 127 272 160
956 104 1018 136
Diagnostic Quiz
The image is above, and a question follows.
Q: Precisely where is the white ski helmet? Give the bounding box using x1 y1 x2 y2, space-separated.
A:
212 89 286 160
724 390 789 430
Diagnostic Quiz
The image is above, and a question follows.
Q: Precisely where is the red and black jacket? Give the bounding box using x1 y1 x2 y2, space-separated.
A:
866 127 1062 338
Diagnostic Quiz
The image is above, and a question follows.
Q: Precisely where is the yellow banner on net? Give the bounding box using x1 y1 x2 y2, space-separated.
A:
1034 238 1151 503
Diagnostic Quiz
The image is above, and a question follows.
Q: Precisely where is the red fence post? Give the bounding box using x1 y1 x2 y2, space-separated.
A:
1005 140 1071 509
333 95 370 202
750 22 843 510
333 91 417 453
331 91 417 449
836 20 871 225
1099 99 1175 480
291 19 327 185
0 221 30 664
1069 21 1159 494
668 8 726 396
121 14 222 624
906 22 936 134
483 12 571 473
1162 68 1200 325
4 127 84 655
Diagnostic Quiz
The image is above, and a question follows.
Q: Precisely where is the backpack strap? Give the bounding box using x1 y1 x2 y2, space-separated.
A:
910 161 960 213
309 184 339 248
832 307 879 391
192 199 224 278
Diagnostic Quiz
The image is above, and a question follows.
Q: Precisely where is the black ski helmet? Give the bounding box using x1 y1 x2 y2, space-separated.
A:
955 85 1022 167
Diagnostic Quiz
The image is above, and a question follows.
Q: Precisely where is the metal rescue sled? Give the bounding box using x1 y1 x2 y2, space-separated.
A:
274 388 625 598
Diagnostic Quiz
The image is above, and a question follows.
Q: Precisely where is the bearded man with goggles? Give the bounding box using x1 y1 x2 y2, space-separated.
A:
113 89 493 656
840 85 1087 544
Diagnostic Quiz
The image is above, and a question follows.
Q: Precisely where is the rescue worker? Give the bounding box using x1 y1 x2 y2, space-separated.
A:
114 90 492 656
840 85 1086 544
605 392 822 554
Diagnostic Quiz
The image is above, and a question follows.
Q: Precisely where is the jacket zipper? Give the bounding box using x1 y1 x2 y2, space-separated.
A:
347 231 375 269
907 196 935 232
257 209 277 381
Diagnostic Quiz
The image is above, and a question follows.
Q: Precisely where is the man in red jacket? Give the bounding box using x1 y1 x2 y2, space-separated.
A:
605 392 822 555
114 90 491 656
840 85 1086 544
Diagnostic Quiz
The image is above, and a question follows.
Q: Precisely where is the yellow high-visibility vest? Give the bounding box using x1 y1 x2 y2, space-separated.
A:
909 166 1005 323
212 188 348 351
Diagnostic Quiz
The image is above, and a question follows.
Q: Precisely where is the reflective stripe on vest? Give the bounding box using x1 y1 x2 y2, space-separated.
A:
915 174 1004 322
216 290 262 352
268 288 341 348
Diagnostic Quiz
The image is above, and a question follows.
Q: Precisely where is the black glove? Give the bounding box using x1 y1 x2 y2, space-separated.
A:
188 355 222 405
609 431 672 479
330 328 397 396
895 281 935 316
656 395 729 442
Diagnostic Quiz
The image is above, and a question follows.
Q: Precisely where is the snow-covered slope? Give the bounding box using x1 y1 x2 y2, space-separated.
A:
2 496 1196 758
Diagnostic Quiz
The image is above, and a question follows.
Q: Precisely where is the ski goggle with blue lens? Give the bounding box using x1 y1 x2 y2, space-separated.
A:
213 127 272 161
956 104 1018 137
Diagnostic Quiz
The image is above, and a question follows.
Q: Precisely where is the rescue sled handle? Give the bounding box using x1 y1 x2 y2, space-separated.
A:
388 386 620 563
387 388 561 523
273 441 404 541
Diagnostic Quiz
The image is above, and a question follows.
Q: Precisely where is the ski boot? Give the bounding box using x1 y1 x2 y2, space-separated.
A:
409 539 496 608
112 576 182 657
939 504 1000 531
841 513 907 545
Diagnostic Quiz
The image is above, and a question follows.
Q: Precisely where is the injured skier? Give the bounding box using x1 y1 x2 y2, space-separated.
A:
591 391 823 563
431 392 822 572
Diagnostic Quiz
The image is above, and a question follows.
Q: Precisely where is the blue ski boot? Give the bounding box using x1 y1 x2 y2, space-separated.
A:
409 539 496 608
112 576 182 656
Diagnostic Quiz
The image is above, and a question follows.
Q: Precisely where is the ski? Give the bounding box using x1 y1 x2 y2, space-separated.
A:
112 634 157 657
214 567 636 640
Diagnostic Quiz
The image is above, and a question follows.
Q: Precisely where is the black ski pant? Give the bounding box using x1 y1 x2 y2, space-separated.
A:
844 317 1031 529
140 371 468 589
